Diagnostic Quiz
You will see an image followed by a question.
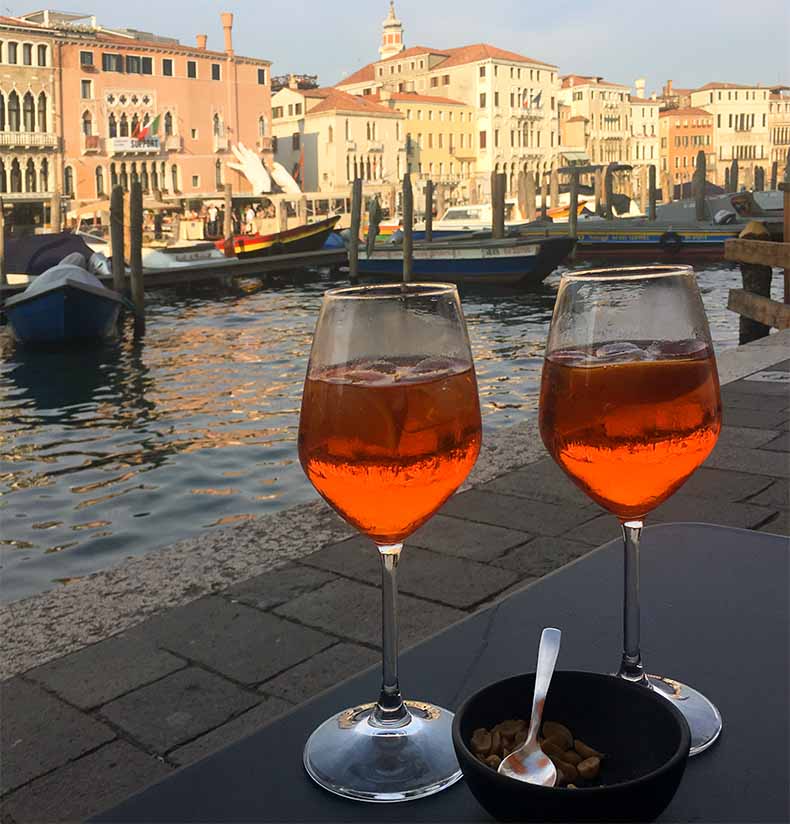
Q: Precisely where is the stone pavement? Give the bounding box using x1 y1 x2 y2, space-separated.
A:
2 355 788 823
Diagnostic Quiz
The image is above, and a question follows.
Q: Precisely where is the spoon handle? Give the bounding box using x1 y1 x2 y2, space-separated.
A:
526 627 562 744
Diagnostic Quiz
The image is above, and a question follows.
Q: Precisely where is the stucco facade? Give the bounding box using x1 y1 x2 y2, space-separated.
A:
629 96 660 177
768 86 790 172
659 107 714 193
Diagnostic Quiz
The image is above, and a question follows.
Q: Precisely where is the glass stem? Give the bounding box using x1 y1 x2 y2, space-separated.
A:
617 520 650 687
371 543 410 726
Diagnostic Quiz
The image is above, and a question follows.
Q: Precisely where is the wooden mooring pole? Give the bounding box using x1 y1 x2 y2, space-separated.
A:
50 190 61 233
129 181 145 336
604 164 615 220
639 167 648 214
348 178 362 283
568 170 579 242
648 166 657 221
492 172 506 238
770 161 778 191
517 171 527 221
424 179 434 243
730 159 739 193
524 171 536 223
223 183 233 255
694 150 707 221
0 198 6 288
402 173 413 283
594 168 604 214
110 185 125 294
549 167 559 213
540 172 548 220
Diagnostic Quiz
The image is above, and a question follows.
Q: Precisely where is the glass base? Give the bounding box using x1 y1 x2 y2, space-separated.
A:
647 674 722 756
303 700 462 802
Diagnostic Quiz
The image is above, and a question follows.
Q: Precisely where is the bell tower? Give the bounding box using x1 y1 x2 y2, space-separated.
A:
379 1 405 60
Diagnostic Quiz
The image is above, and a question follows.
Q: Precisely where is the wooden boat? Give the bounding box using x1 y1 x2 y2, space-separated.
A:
218 215 341 259
357 236 574 287
5 264 123 344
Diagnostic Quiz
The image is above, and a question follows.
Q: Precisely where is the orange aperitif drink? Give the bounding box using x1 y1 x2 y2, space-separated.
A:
299 356 482 544
539 340 721 521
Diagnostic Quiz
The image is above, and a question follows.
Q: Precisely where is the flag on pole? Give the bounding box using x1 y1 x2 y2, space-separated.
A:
134 114 161 140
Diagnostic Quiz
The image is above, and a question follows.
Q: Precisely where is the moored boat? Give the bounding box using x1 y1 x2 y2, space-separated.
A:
4 262 123 344
357 235 574 287
218 215 341 259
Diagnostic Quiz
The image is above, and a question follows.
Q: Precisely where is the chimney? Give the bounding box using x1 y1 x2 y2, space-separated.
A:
196 34 207 49
635 78 646 99
220 12 234 55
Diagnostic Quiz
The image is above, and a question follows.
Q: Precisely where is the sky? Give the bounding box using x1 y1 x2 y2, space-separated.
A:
5 0 789 92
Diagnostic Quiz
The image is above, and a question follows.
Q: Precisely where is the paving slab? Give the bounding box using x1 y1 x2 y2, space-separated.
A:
274 578 466 648
725 377 790 399
720 388 789 411
746 480 789 510
677 466 774 502
0 677 115 794
129 596 335 685
27 632 185 710
440 489 599 536
408 514 531 562
704 444 790 479
225 564 337 611
761 432 790 452
1 740 170 824
169 696 293 767
479 457 593 508
757 510 790 536
490 536 594 577
715 425 780 450
722 406 789 430
259 643 379 706
99 667 259 755
302 538 519 609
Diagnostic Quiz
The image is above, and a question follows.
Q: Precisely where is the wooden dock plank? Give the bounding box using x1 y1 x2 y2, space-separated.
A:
727 288 790 330
725 239 790 269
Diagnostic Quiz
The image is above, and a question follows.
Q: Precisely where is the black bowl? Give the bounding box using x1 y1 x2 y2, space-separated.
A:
452 671 690 822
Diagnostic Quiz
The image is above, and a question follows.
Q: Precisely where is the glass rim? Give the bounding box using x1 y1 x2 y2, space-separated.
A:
323 282 458 300
561 264 694 283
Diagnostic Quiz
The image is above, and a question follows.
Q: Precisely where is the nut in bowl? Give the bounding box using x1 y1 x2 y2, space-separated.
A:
452 671 691 822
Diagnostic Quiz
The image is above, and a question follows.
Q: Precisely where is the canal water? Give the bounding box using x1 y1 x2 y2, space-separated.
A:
0 263 780 603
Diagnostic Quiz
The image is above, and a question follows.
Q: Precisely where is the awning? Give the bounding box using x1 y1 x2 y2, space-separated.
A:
560 150 590 162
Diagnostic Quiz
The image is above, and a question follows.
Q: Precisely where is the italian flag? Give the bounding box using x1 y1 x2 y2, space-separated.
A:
134 114 161 140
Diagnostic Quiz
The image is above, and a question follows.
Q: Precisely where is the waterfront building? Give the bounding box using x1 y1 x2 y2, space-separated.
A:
18 9 272 204
558 75 631 166
629 79 660 178
272 85 403 192
0 15 61 229
336 3 559 198
690 82 771 188
659 107 715 196
768 85 790 173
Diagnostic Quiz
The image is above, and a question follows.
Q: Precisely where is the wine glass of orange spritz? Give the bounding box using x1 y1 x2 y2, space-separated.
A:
539 265 723 756
298 282 482 802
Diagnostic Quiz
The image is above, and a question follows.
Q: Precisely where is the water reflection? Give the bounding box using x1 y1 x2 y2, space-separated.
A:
0 266 767 604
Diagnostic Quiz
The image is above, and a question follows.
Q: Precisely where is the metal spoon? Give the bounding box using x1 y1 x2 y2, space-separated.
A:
498 627 562 787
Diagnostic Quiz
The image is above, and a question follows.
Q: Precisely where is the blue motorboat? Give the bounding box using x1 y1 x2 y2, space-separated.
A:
4 262 123 344
357 235 574 287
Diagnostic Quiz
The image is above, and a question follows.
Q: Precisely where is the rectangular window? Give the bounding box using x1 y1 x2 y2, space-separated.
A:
81 79 92 100
479 93 486 107
192 175 200 187
23 43 32 65
37 44 47 66
126 55 141 73
428 134 433 148
479 130 486 148
431 76 438 87
438 133 443 148
141 56 153 75
494 129 499 147
292 133 300 149
211 63 221 81
272 106 283 118
80 50 94 67
494 92 499 106
479 65 486 78
7 42 17 63
295 104 302 115
191 128 198 139
162 58 173 76
443 75 449 85
187 60 197 79
102 53 124 72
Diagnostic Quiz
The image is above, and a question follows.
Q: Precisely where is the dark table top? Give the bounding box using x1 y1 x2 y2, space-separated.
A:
96 523 789 823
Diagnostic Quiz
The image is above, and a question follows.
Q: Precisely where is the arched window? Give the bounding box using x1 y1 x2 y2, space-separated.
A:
108 113 117 137
22 43 32 65
25 158 36 191
82 111 92 136
212 113 221 136
0 93 4 131
119 113 129 137
8 91 20 131
22 92 35 131
131 113 140 137
37 92 47 131
141 162 149 192
110 162 118 188
63 165 74 197
119 162 128 190
10 159 21 192
171 164 179 192
37 44 47 66
151 162 158 191
40 157 49 191
160 161 167 191
0 159 6 193
7 42 18 64
131 161 138 184
215 158 222 189
164 111 173 137
328 125 333 143
258 115 267 137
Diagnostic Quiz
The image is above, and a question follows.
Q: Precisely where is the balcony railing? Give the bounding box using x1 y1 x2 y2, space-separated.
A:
81 134 102 154
0 131 59 148
108 136 162 154
345 140 357 152
213 133 229 152
367 141 384 152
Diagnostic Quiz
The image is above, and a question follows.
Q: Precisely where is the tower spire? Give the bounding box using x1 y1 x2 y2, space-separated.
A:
379 1 405 60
